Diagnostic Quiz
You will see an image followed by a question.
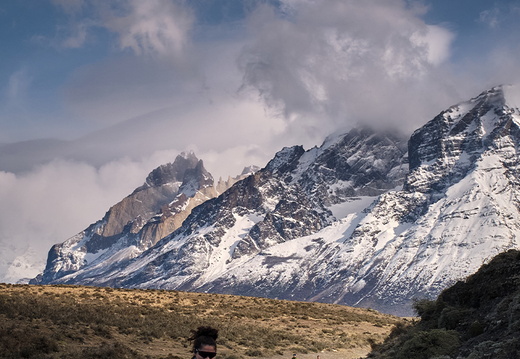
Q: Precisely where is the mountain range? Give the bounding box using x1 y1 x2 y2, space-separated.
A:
33 85 520 316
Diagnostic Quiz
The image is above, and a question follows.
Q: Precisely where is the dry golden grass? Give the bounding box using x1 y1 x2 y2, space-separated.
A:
0 284 411 359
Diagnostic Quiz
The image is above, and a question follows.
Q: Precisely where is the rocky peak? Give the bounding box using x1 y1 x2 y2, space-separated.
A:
264 145 305 174
216 166 260 195
241 165 261 176
293 127 408 205
135 151 199 192
406 85 520 193
33 151 220 284
100 152 201 237
179 160 214 197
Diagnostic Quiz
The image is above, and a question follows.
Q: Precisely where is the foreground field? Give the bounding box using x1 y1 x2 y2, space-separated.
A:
0 284 409 359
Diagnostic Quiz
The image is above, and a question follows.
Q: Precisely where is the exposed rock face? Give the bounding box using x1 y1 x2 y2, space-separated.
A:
100 155 200 239
327 86 520 314
132 160 218 248
406 86 513 194
296 128 408 205
216 166 260 194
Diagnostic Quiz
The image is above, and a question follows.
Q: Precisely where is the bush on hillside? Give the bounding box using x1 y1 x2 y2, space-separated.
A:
367 249 520 359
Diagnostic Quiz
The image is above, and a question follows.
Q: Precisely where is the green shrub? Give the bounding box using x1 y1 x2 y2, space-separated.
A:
437 306 467 330
413 299 438 321
388 322 411 339
396 329 459 359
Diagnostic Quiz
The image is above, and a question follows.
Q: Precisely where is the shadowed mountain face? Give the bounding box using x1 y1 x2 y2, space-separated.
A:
35 86 520 316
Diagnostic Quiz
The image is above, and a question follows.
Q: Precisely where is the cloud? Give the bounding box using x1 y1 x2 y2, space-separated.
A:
0 69 34 142
42 0 92 49
503 85 520 109
238 0 457 137
69 87 284 179
53 1 228 128
100 0 195 59
53 0 461 142
59 21 90 49
479 7 501 29
476 3 520 36
46 1 195 57
411 25 454 66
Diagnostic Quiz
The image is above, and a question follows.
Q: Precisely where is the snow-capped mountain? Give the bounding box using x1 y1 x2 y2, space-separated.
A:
35 86 520 316
34 126 408 298
32 151 252 285
301 86 520 314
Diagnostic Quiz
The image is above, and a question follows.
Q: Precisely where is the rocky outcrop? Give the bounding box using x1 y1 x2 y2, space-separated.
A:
216 166 260 195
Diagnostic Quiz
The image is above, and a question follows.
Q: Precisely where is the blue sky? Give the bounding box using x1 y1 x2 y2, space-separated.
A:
1 0 519 143
1 0 518 144
1 0 520 282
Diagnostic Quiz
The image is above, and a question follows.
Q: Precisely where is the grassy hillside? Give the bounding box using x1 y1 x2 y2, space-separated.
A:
0 284 407 359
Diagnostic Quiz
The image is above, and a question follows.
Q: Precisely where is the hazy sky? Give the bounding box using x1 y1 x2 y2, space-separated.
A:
1 0 520 282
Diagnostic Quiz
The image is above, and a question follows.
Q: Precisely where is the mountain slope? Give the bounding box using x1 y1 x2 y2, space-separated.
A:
36 86 520 316
33 152 251 285
37 127 408 292
330 85 520 314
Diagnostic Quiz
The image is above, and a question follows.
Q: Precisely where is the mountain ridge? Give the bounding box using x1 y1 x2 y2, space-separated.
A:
32 151 254 285
34 85 520 316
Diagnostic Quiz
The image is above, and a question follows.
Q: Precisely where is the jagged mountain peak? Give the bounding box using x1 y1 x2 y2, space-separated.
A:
264 145 306 174
32 151 223 285
241 165 261 176
291 126 408 204
178 159 214 197
464 84 519 110
266 126 408 195
406 85 520 195
136 151 200 192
